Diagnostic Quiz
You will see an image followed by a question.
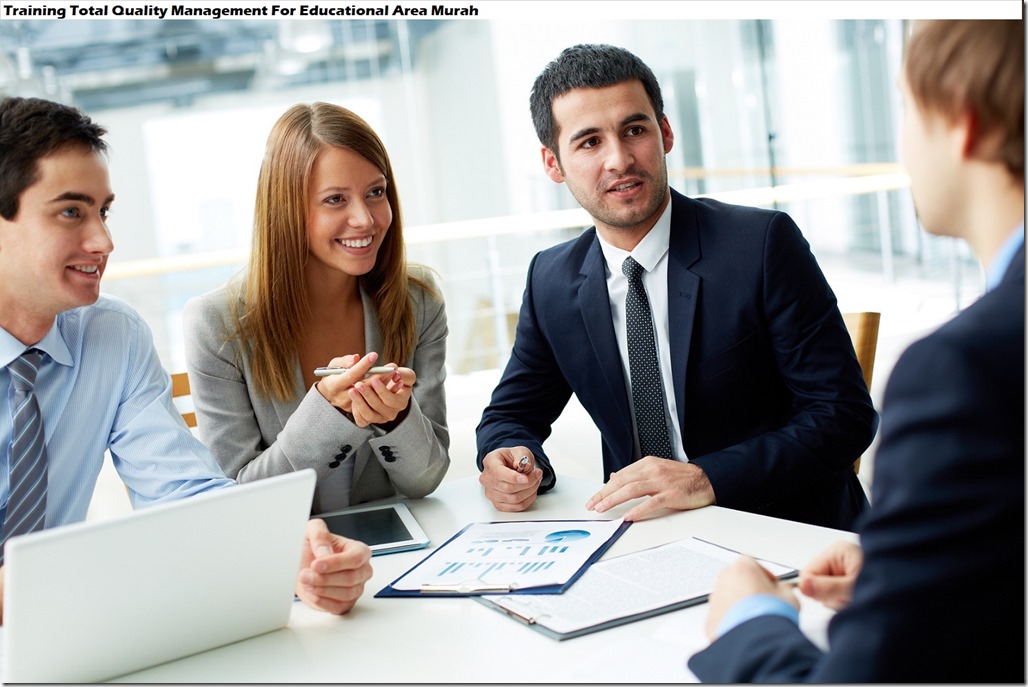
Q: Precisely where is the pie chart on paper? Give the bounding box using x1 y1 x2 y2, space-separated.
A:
545 529 591 542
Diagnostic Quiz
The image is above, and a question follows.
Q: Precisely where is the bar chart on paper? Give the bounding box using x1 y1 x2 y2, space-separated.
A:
385 519 628 592
438 558 558 578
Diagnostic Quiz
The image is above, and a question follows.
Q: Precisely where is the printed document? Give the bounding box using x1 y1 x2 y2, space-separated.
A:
387 519 626 593
478 536 797 639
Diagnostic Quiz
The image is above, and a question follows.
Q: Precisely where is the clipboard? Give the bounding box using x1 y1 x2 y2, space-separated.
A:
475 591 713 641
375 519 632 597
473 536 799 639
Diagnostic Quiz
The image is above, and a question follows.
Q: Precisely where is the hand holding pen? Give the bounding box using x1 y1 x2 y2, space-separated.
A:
315 366 395 378
314 352 415 428
478 447 542 512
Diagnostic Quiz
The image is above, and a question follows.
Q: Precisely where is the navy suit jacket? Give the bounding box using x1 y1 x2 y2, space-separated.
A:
688 247 1025 682
477 190 878 530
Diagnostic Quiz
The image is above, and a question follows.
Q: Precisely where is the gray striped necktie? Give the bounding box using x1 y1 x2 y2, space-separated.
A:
2 349 49 565
622 257 674 460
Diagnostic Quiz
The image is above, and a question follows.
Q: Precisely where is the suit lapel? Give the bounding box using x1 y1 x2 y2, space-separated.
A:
577 237 634 445
667 191 701 433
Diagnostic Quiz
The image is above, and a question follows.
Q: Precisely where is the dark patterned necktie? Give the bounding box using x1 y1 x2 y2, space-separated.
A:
622 257 674 460
2 349 49 565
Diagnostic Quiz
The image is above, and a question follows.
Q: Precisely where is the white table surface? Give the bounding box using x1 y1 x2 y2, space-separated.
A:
111 474 853 683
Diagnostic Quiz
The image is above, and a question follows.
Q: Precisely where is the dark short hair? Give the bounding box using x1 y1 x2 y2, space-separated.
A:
529 43 665 157
904 20 1024 179
0 97 108 220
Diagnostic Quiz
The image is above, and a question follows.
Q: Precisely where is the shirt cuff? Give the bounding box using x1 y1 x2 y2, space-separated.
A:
716 593 799 637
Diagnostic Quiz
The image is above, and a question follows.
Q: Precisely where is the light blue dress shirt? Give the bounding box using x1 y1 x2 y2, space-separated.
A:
987 225 1024 291
716 592 800 637
1 295 234 533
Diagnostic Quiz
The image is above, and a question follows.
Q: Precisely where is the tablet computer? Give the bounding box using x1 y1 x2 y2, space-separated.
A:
316 501 430 556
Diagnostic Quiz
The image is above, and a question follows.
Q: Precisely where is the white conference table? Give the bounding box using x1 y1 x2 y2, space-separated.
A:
114 474 855 683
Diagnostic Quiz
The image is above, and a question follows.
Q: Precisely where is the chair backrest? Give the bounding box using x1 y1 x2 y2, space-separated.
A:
171 371 197 429
843 311 880 392
842 311 881 473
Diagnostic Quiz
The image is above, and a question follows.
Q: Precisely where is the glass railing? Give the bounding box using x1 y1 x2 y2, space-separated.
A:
101 167 982 376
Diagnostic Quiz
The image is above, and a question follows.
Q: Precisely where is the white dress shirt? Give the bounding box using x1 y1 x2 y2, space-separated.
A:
596 200 688 462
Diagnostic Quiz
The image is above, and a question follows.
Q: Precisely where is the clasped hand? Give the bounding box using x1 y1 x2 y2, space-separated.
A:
315 352 415 428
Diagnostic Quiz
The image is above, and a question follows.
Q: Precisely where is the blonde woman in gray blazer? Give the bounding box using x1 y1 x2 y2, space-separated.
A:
183 103 449 515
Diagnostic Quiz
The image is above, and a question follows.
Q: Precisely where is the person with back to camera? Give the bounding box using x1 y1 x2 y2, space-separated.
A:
689 19 1024 682
476 44 877 530
184 103 450 515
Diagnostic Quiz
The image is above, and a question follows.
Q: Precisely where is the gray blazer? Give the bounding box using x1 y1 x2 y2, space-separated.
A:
182 266 450 513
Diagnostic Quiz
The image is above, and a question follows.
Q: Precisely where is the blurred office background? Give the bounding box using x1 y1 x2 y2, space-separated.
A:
0 17 984 512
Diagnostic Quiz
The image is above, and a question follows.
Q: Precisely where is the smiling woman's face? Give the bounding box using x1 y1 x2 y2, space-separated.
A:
305 144 392 282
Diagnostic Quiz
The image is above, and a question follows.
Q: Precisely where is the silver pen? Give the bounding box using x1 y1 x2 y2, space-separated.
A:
314 366 394 377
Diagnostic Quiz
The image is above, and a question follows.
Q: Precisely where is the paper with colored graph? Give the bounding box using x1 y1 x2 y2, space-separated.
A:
382 519 629 594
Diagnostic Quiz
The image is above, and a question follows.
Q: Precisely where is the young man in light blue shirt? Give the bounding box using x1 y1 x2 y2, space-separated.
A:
0 96 373 622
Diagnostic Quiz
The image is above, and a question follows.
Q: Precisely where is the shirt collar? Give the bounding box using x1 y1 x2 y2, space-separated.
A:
987 224 1024 291
596 196 673 275
0 316 74 369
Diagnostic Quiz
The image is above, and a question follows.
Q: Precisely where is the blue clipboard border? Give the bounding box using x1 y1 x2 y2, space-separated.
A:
374 519 632 598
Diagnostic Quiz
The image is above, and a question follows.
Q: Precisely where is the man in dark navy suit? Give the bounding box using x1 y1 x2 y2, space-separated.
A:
689 19 1024 682
475 44 877 530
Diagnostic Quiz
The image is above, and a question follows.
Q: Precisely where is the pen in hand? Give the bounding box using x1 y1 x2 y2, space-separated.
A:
514 455 530 474
314 366 394 378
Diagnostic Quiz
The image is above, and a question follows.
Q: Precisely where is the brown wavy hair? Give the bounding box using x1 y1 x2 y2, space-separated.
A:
237 102 431 400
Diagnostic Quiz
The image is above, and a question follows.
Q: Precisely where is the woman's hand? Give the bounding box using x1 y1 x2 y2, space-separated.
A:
315 352 415 428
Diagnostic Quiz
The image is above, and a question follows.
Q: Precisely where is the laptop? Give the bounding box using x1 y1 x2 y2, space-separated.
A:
2 468 317 683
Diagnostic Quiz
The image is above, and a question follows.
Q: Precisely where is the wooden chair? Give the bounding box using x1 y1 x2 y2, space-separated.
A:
842 312 881 473
171 371 197 429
